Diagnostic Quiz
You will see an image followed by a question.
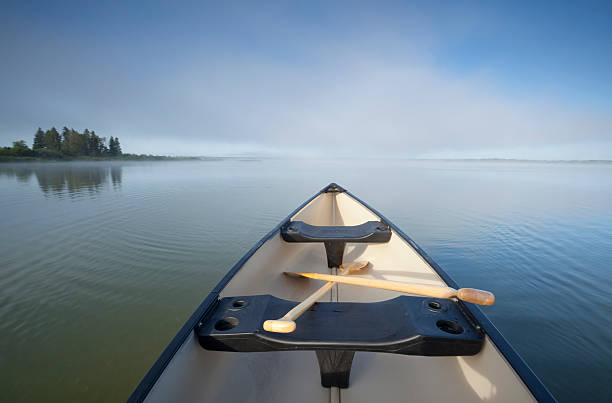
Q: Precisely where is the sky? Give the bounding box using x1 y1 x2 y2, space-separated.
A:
1 1 611 159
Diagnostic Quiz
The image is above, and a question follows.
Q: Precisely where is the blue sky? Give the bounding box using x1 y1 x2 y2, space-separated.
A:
1 1 611 158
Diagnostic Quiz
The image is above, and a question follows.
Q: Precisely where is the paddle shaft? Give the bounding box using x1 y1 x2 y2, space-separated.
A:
285 272 495 305
285 281 336 321
262 281 333 332
263 262 369 333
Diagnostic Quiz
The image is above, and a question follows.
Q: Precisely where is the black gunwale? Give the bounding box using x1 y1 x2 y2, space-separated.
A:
342 189 556 402
128 183 555 402
127 187 323 402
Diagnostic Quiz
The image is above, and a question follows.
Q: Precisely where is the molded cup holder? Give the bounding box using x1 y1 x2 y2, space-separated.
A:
214 317 239 331
232 300 247 308
436 320 464 334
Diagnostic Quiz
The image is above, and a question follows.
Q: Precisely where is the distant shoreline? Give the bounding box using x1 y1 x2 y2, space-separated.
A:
1 156 611 164
0 155 202 162
404 158 612 164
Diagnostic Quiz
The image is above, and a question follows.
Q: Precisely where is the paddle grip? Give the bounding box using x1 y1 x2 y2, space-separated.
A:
263 319 297 333
456 288 495 306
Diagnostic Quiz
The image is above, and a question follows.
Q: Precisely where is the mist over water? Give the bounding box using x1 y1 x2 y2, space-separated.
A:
1 159 611 402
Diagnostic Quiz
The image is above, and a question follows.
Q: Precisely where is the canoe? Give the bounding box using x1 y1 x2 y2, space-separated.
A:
129 183 554 402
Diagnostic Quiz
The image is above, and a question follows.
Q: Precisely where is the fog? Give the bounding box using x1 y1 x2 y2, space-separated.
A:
2 1 611 158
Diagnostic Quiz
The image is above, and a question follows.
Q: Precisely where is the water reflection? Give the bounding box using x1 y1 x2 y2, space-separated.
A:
0 165 35 183
0 163 122 197
111 166 122 187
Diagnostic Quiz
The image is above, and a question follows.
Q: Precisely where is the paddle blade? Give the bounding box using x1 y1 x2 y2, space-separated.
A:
340 260 370 273
263 319 296 333
457 288 495 306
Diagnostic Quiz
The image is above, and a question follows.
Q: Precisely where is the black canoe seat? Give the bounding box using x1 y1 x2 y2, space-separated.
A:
281 220 392 267
197 295 483 388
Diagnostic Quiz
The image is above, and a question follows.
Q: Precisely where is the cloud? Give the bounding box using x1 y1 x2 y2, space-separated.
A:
1 3 611 159
111 54 612 158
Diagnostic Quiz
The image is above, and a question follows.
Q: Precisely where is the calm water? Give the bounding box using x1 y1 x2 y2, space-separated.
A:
1 159 611 402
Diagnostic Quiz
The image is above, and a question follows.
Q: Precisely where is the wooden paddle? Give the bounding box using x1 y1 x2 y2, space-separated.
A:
263 261 369 333
283 272 495 306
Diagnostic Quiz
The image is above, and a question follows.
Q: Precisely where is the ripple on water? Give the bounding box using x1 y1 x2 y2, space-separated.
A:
1 160 612 401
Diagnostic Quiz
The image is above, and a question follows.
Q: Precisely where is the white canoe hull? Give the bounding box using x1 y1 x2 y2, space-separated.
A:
130 184 553 402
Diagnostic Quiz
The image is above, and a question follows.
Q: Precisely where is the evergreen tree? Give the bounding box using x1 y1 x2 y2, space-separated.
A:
109 136 117 156
33 128 45 151
114 137 122 155
44 127 61 151
99 136 109 155
61 126 70 145
85 129 97 156
82 129 90 155
90 130 101 156
61 126 71 154
73 128 88 155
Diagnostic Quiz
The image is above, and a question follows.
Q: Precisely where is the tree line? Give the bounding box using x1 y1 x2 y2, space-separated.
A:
1 127 122 158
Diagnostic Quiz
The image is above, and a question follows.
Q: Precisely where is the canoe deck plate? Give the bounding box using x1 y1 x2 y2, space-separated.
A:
281 221 392 267
197 295 483 388
322 183 345 193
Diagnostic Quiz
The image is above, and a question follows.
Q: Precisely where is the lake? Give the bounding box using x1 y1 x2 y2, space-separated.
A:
1 159 611 402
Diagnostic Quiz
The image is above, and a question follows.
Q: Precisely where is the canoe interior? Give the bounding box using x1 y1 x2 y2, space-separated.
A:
142 190 536 402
